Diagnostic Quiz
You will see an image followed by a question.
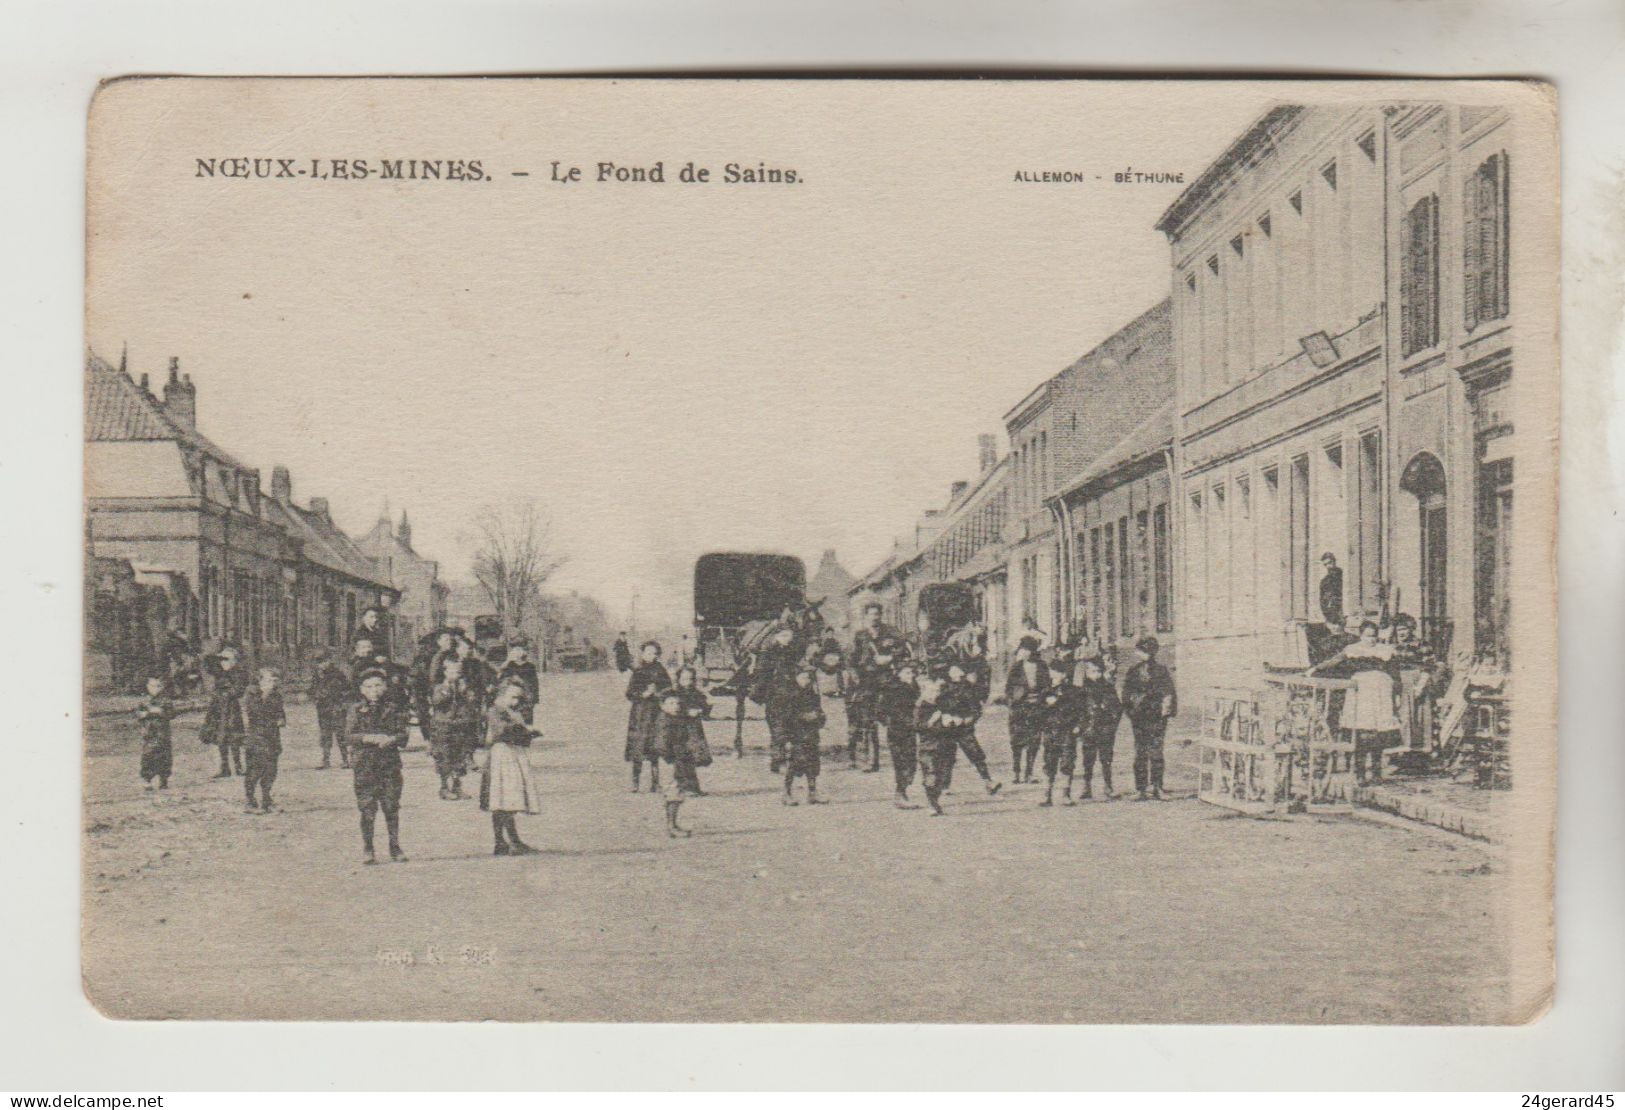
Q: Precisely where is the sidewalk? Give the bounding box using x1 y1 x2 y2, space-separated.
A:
1352 777 1504 843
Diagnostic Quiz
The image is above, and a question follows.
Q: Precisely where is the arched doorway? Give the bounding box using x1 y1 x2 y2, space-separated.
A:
1400 452 1449 654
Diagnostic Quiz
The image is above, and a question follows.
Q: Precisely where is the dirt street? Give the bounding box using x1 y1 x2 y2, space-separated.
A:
83 671 1506 1023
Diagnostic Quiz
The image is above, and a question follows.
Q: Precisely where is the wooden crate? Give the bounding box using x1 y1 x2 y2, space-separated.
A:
1197 688 1294 813
1261 674 1357 813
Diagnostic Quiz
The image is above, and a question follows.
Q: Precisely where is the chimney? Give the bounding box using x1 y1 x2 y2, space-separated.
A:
397 510 413 549
139 373 150 395
162 357 196 427
978 434 998 473
310 497 330 520
271 465 292 502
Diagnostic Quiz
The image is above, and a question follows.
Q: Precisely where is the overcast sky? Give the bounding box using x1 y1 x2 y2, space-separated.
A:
88 78 1267 626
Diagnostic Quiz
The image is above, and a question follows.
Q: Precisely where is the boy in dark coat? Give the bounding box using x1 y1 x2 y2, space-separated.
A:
135 675 173 790
203 646 247 778
1038 653 1081 806
497 642 540 724
782 667 828 805
1003 637 1049 783
1122 636 1177 800
312 649 354 769
241 667 286 813
877 660 921 807
941 662 1003 797
348 668 410 864
1077 655 1123 800
912 676 957 816
430 656 481 800
624 641 671 793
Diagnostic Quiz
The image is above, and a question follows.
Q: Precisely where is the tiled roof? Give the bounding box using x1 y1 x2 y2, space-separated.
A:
267 497 390 587
84 353 248 469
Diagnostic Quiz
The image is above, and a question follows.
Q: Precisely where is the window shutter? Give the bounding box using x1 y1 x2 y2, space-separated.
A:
1464 166 1482 332
1495 151 1511 320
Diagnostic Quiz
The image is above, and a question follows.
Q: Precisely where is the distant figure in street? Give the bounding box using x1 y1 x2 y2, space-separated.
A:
1078 654 1123 800
312 648 354 769
1122 636 1177 800
1004 636 1049 784
430 657 481 800
1319 553 1345 630
347 668 410 864
241 667 285 814
134 675 173 791
201 645 247 779
782 667 828 806
613 633 633 674
848 602 903 772
1037 651 1080 806
625 641 671 793
482 680 542 855
878 660 922 808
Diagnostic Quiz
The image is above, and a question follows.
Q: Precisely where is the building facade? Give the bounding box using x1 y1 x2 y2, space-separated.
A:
1157 100 1531 702
85 354 399 689
357 510 450 658
1158 105 1391 693
1386 104 1520 669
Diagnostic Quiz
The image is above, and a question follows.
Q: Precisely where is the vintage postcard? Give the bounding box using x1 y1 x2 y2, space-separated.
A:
83 77 1557 1023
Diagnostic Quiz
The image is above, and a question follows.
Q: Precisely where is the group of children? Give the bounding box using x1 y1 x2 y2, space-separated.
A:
624 641 714 837
135 620 549 864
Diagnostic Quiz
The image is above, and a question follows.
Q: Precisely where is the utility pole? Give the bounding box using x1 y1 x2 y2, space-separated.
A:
629 589 640 643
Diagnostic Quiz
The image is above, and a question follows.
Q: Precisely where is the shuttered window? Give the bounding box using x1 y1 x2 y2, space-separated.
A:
1464 152 1510 331
1401 194 1440 357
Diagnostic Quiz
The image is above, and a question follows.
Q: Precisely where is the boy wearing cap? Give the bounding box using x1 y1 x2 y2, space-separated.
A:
1038 651 1081 806
202 645 248 779
1122 636 1177 800
1003 636 1049 784
312 648 354 769
347 668 410 864
241 667 286 813
782 667 828 806
1078 654 1123 800
877 660 922 807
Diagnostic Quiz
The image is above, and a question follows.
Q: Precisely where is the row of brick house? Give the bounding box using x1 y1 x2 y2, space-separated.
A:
852 102 1529 725
85 353 447 692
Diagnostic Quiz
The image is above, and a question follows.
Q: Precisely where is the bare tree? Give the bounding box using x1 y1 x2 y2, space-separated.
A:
467 501 568 633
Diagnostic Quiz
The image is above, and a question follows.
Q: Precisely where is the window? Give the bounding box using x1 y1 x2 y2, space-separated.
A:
1103 520 1118 641
1188 492 1206 629
1118 515 1132 638
1288 189 1303 215
1135 509 1151 631
1211 485 1229 629
1257 212 1271 237
1288 455 1312 619
1402 194 1441 356
1089 527 1103 637
1235 476 1254 619
1260 467 1281 623
1153 503 1172 632
1357 130 1377 162
1357 432 1384 611
1321 160 1338 190
1464 152 1511 330
1230 234 1244 257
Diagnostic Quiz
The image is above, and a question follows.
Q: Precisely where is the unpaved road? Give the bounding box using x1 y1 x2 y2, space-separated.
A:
83 671 1506 1023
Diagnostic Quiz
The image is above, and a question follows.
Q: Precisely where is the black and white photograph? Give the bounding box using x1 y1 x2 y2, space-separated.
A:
79 78 1558 1027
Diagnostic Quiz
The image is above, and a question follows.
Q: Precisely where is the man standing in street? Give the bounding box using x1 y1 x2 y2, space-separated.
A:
847 601 903 772
613 632 633 673
1122 636 1177 800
